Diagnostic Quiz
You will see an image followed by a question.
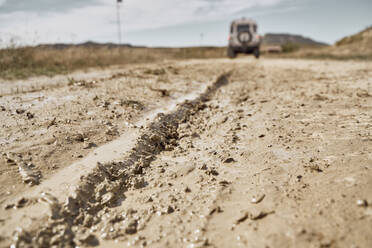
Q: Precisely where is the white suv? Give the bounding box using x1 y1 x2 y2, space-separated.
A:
227 18 262 58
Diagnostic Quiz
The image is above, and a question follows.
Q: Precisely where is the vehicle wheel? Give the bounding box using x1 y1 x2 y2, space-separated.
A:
227 47 237 59
253 48 260 59
238 32 252 44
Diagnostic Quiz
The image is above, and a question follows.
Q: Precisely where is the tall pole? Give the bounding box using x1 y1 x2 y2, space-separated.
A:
116 0 122 45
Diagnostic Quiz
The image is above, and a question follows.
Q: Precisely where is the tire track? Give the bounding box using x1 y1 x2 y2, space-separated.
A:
8 72 231 248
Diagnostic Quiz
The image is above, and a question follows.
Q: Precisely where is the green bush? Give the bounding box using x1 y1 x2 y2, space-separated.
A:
281 42 300 53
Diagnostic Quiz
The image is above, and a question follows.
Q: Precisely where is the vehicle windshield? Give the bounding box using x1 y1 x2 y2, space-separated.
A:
237 25 250 33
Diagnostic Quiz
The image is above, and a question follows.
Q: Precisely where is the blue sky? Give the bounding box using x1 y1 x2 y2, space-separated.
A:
0 0 371 47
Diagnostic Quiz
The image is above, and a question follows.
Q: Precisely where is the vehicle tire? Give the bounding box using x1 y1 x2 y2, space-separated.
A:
253 47 260 59
238 32 252 44
227 47 237 59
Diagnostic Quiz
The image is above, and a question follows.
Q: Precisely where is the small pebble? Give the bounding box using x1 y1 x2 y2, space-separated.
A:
356 199 368 207
251 194 265 204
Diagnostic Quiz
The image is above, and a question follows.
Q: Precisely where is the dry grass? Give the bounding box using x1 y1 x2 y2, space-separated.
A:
270 46 372 61
276 26 372 61
2 38 371 80
0 46 226 80
336 26 372 46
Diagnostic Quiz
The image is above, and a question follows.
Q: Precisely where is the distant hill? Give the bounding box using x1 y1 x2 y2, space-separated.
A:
262 33 328 47
283 26 372 59
335 26 372 48
321 26 372 56
36 41 146 50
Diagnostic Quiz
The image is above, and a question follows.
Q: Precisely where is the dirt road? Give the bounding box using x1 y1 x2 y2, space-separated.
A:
1 58 371 247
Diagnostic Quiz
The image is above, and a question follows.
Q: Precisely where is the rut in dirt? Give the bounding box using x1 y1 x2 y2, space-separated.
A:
12 72 231 247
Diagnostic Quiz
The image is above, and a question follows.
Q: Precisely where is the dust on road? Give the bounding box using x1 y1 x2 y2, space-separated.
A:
1 58 371 247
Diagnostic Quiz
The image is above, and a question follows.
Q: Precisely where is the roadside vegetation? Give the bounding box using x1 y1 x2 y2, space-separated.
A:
0 46 225 80
336 26 372 46
1 26 371 80
280 42 300 53
283 26 372 60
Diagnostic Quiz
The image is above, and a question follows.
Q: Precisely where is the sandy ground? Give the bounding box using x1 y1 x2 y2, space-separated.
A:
0 58 371 248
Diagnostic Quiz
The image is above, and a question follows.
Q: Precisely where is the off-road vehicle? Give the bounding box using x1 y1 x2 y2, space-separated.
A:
227 18 261 58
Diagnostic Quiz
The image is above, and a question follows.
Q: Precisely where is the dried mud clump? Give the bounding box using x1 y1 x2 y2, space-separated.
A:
3 153 42 186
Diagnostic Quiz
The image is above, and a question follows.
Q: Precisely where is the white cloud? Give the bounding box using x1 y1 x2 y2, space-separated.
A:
0 0 286 46
122 0 284 30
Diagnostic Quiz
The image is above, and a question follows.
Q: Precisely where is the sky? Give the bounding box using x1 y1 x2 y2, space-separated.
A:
0 0 371 47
